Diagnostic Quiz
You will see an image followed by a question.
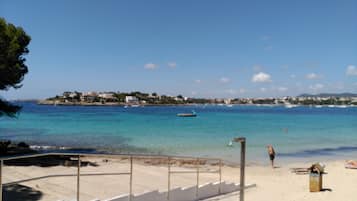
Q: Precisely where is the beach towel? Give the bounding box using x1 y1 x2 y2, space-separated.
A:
345 160 357 169
345 164 357 169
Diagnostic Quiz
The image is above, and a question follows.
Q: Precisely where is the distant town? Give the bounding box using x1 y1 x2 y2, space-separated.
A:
37 91 357 106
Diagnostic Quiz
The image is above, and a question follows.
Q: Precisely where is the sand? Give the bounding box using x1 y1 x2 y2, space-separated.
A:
2 156 357 201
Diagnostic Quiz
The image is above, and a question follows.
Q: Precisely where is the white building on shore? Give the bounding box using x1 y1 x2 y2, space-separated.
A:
98 92 117 102
125 96 139 104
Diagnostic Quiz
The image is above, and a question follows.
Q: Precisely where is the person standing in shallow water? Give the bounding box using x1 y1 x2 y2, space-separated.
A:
267 145 276 168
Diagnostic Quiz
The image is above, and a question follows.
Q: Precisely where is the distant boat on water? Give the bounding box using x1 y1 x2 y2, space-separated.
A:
124 104 141 108
284 104 298 108
177 111 197 117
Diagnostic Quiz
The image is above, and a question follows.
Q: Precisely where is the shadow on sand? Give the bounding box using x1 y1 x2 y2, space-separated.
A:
3 184 43 201
4 155 98 167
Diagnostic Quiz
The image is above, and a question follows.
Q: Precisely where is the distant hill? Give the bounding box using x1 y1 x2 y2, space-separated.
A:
298 93 357 98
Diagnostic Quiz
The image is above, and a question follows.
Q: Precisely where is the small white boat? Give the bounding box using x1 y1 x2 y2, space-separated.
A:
327 105 335 108
226 104 233 107
315 105 323 108
285 104 298 108
336 105 348 108
177 111 197 117
227 140 233 147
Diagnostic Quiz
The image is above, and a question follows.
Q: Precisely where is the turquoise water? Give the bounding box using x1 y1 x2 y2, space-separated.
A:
1 102 357 163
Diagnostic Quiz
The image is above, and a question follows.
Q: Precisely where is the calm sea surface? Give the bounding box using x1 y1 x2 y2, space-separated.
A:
1 102 357 163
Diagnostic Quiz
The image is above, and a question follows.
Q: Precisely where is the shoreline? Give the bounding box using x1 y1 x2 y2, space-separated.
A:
23 143 357 168
37 100 195 107
36 100 357 107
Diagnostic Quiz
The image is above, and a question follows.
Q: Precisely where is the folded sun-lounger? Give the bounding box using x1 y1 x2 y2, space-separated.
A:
290 168 310 174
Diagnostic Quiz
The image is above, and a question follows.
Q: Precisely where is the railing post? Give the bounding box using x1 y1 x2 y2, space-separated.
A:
77 155 81 201
219 159 222 194
129 156 133 201
234 137 246 201
238 138 246 201
196 158 199 199
167 157 171 201
0 160 3 201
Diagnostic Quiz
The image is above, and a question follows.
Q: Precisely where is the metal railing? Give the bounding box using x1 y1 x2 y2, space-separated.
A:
166 156 222 201
0 152 226 201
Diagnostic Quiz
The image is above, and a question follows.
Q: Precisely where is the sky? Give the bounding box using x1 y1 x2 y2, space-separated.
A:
1 0 357 99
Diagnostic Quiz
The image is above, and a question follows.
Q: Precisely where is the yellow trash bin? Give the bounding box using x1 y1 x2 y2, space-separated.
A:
309 172 322 192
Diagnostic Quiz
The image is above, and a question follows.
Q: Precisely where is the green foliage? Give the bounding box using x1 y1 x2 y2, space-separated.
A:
114 93 127 102
0 18 30 117
0 99 21 117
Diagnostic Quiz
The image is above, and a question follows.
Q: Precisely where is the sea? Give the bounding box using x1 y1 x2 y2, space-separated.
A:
1 102 357 164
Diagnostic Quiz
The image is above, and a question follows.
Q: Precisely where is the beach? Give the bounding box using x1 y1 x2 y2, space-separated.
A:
225 160 357 201
3 156 357 201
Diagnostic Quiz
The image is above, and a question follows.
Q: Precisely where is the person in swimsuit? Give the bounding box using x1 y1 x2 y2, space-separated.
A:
267 145 275 168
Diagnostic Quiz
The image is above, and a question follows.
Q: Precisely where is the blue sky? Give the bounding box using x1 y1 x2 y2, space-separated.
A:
1 0 357 99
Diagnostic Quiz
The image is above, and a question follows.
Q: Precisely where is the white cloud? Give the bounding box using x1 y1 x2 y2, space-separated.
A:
290 74 296 79
194 79 201 84
260 87 267 92
277 87 288 92
144 63 158 70
346 65 357 76
168 62 177 68
252 72 272 83
220 77 230 83
309 83 324 91
305 73 319 80
191 91 197 95
239 88 246 94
